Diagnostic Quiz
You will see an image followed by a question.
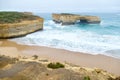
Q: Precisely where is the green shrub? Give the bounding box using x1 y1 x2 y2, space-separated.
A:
0 12 39 24
47 62 65 69
32 55 38 60
46 73 49 76
84 76 90 80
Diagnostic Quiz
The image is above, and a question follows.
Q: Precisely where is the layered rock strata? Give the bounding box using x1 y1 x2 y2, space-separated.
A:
0 12 43 38
52 13 101 25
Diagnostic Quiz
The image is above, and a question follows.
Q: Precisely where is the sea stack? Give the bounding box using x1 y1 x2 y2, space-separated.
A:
0 12 44 38
52 13 101 25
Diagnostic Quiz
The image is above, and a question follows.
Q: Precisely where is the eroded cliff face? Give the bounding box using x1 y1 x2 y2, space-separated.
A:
52 13 101 25
0 55 119 80
0 18 43 38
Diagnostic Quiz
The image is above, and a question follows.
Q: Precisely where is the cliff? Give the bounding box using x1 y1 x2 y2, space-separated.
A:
0 55 119 80
22 12 33 15
52 13 101 25
0 12 44 38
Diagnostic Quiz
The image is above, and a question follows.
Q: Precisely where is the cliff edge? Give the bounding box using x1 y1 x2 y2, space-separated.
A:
0 55 119 80
0 12 44 38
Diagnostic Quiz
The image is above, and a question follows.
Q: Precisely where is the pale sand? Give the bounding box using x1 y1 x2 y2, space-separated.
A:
0 47 20 57
0 40 120 76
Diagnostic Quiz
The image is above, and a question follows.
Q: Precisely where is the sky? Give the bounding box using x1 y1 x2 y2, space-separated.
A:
0 0 120 13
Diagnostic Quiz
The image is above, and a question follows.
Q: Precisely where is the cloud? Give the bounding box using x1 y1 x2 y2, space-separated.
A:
0 0 120 12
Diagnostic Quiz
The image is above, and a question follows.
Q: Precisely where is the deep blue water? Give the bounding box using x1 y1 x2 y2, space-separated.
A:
11 13 120 59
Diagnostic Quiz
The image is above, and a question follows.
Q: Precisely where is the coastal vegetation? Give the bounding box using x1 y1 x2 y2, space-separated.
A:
84 76 91 80
0 12 39 24
0 55 120 80
47 62 65 69
0 11 43 38
32 55 38 60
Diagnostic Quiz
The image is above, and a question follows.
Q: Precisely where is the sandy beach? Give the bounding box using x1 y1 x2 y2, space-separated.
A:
0 40 120 76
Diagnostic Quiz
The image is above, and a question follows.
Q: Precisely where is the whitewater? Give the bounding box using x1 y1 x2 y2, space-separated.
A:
10 13 120 59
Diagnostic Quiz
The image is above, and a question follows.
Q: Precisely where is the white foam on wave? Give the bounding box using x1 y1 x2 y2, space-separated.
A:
10 20 120 59
105 49 120 59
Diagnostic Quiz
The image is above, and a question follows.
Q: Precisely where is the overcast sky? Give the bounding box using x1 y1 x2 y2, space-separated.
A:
0 0 120 13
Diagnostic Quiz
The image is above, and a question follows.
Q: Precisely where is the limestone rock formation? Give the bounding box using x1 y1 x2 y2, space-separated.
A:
52 13 101 25
22 12 33 15
0 12 44 38
0 55 119 80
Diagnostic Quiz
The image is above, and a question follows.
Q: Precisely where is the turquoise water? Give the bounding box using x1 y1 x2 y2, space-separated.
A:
11 13 120 59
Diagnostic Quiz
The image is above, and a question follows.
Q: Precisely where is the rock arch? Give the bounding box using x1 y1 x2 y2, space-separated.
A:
52 13 101 25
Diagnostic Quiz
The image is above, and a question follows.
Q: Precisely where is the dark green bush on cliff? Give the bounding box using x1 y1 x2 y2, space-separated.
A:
32 55 38 60
84 76 90 80
47 62 65 69
0 12 39 24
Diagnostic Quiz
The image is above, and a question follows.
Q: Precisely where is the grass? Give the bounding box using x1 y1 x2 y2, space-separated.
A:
47 62 65 69
84 76 90 80
0 12 39 24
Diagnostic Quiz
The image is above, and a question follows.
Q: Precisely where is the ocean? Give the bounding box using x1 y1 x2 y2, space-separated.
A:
10 13 120 59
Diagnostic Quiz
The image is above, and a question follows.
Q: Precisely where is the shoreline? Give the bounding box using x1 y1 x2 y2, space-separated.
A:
0 40 120 76
10 39 120 59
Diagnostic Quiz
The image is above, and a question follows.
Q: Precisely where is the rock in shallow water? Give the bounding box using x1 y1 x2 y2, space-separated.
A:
52 13 101 25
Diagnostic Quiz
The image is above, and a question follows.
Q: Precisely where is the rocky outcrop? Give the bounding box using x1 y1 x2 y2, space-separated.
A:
0 15 43 39
22 12 33 15
0 55 119 80
52 13 101 25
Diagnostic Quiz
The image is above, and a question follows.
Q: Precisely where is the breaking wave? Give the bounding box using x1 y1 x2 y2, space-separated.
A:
10 19 120 59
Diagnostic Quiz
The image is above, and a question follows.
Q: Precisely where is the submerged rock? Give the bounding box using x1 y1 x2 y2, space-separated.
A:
0 12 44 39
52 13 101 25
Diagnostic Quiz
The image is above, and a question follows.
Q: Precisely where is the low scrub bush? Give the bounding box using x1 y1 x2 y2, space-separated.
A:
32 55 38 60
0 12 39 24
84 76 90 80
47 62 65 69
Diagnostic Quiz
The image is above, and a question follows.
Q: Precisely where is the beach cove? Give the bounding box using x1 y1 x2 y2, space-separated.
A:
0 12 120 80
10 13 120 59
0 40 120 76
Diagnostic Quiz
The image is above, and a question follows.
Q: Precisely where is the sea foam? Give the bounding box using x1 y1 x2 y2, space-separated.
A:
10 19 120 59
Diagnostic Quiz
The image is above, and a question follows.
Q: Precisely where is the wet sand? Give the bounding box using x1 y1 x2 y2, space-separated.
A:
0 40 120 76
